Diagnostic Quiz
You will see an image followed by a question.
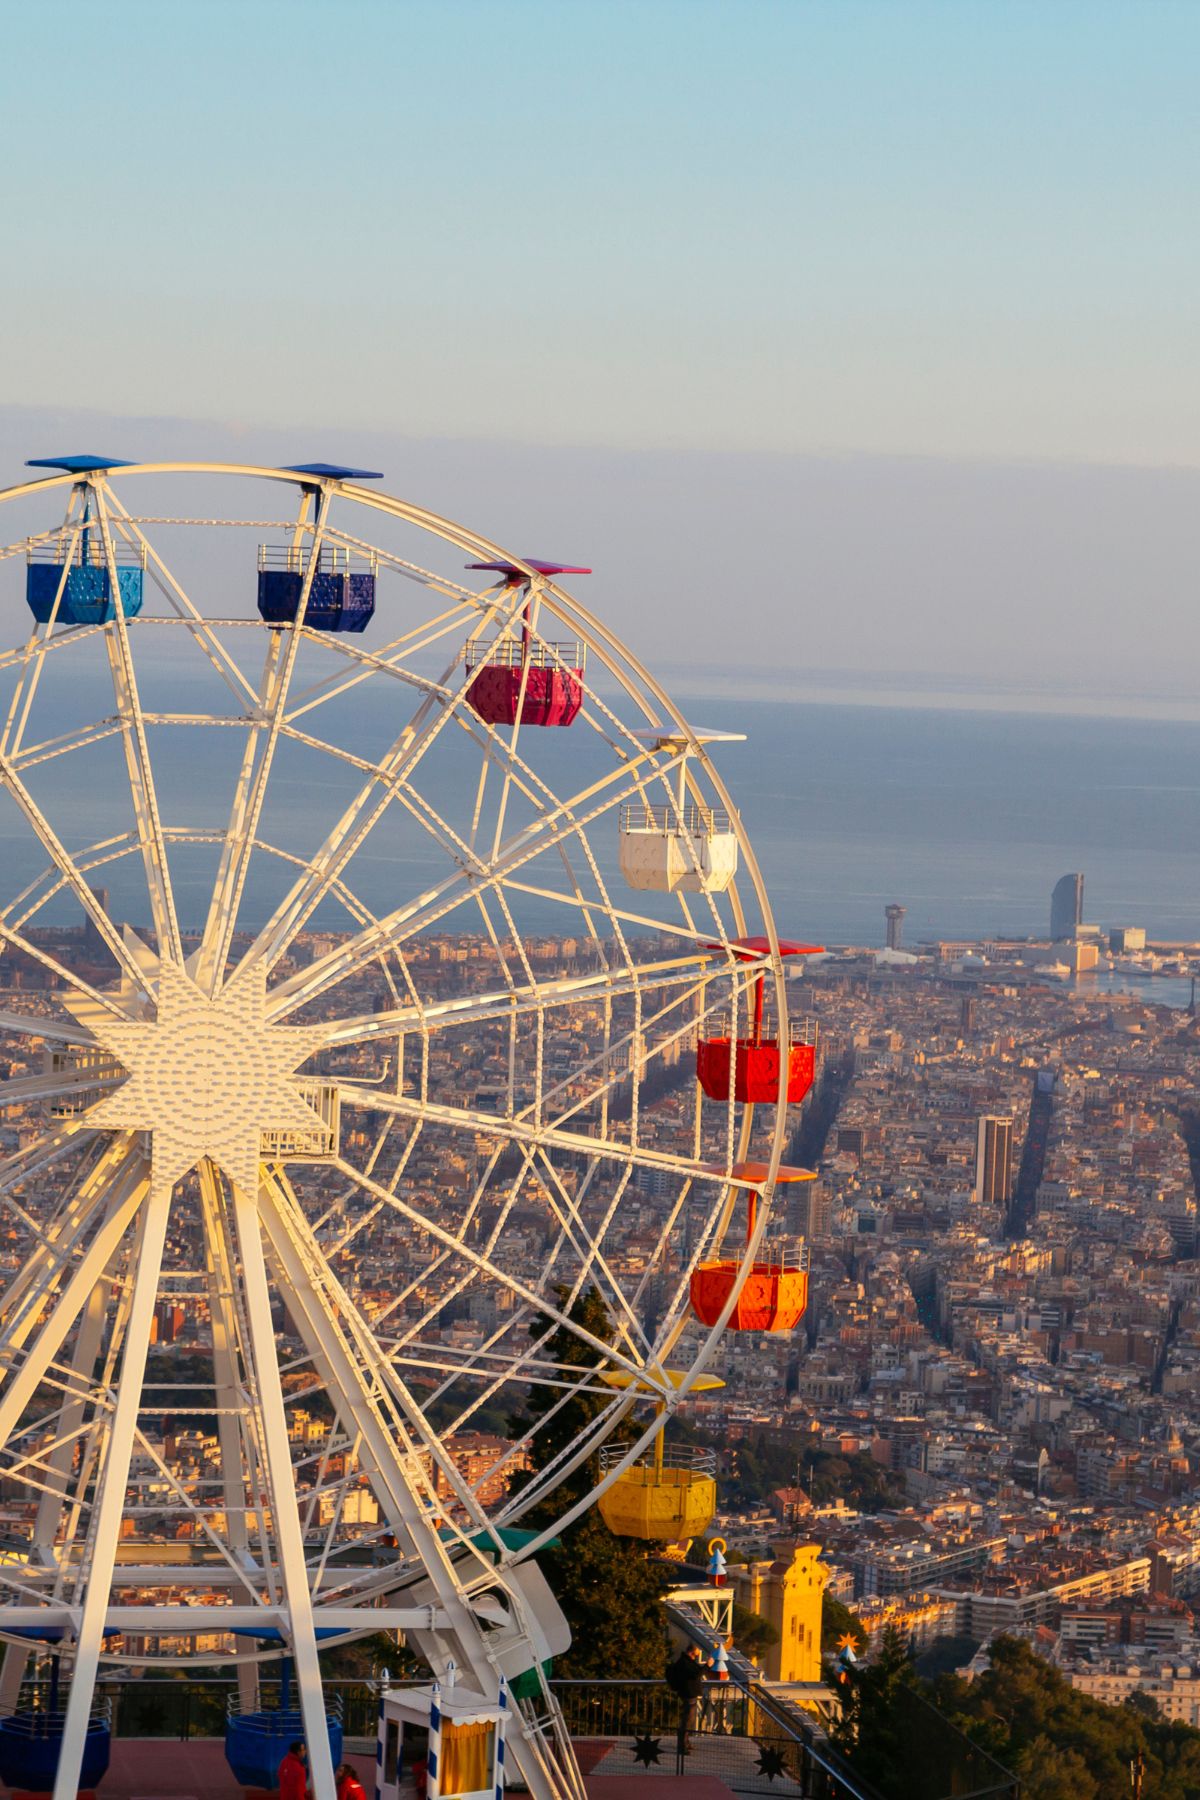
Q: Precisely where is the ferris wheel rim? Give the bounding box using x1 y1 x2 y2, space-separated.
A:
0 460 804 1585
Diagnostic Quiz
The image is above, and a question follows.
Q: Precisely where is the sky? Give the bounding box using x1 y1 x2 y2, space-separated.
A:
1 0 1197 704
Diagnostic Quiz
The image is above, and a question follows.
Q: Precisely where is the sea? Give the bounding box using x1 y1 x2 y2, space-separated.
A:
2 671 1198 1004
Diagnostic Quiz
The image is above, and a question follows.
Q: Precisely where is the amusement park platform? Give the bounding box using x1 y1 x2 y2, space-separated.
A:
26 1741 743 1800
585 1781 739 1798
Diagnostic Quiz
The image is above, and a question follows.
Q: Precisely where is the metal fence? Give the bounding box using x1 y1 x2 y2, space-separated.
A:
14 1680 381 1744
552 1678 886 1800
9 1672 1019 1798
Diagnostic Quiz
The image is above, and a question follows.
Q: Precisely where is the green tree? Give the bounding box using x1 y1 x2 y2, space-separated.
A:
1016 1734 1099 1800
832 1624 918 1790
509 1286 667 1680
821 1590 868 1654
731 1602 779 1662
933 1637 1200 1800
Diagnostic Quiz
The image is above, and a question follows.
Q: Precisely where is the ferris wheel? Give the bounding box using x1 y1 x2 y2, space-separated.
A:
0 459 817 1800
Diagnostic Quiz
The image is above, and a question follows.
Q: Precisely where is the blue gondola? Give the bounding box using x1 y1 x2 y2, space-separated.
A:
257 547 376 633
26 528 144 625
224 1632 344 1790
225 1708 343 1790
0 1710 111 1793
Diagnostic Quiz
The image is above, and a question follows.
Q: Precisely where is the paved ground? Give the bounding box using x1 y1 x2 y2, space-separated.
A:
7 1739 739 1800
15 1742 380 1800
580 1733 804 1796
585 1782 738 1798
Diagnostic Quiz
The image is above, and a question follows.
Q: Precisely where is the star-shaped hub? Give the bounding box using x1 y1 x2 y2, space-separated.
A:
70 963 329 1196
630 1735 662 1768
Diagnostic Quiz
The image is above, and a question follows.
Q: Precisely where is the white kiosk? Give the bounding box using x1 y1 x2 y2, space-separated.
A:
376 1668 507 1800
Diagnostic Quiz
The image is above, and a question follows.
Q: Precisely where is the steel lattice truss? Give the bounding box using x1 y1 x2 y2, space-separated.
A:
0 464 797 1800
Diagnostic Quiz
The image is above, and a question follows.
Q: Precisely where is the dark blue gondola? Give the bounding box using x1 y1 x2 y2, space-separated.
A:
225 1708 344 1790
257 547 376 633
0 1631 117 1796
224 1630 343 1790
0 1711 111 1794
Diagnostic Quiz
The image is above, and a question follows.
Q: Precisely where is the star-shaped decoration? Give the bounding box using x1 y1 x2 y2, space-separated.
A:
836 1632 859 1652
755 1744 788 1781
69 961 329 1196
631 1734 662 1767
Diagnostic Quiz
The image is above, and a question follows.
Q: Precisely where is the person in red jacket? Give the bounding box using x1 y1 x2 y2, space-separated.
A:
278 1741 309 1800
335 1765 368 1800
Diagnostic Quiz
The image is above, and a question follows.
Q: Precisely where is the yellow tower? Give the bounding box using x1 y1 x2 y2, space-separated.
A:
732 1542 828 1683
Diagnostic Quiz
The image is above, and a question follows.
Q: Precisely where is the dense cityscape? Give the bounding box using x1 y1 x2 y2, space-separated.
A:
5 873 1200 1743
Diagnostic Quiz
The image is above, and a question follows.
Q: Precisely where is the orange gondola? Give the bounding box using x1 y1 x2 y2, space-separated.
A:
690 1163 814 1333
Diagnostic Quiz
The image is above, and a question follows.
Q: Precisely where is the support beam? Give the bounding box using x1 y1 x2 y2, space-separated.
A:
0 1160 147 1447
52 1184 170 1800
0 1607 453 1632
199 1165 261 1711
231 1178 338 1800
256 1174 571 1800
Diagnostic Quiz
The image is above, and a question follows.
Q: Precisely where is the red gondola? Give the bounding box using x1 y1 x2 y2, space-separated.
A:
464 558 590 728
695 937 822 1105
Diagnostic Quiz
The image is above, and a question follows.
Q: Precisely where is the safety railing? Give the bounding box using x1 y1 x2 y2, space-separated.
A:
619 802 733 836
705 1011 819 1048
598 1442 717 1476
27 540 146 568
257 544 378 573
12 1679 379 1742
553 1673 887 1800
463 637 585 671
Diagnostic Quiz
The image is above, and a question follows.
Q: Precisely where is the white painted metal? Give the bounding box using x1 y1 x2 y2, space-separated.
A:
618 811 740 893
0 465 797 1800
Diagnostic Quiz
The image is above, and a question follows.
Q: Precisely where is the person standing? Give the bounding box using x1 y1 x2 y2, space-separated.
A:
665 1643 706 1752
278 1741 309 1800
335 1763 368 1800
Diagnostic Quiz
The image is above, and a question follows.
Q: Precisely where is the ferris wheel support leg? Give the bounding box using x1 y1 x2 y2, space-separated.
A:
0 1163 147 1451
0 1136 120 1335
230 1177 339 1800
200 1164 261 1712
52 1184 170 1800
254 1178 579 1800
32 1269 110 1563
0 1267 113 1714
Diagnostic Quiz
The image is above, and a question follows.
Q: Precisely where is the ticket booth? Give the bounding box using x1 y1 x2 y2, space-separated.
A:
376 1678 506 1800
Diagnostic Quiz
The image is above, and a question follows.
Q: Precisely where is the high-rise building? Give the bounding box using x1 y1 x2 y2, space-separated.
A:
960 994 977 1035
789 1181 831 1242
83 885 111 958
975 1115 1014 1207
885 904 906 951
1050 872 1084 941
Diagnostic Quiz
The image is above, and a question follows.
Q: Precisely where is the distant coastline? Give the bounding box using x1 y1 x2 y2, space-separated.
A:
662 662 1200 725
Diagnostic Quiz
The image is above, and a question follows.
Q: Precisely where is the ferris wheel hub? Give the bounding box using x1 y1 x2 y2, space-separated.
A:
69 962 329 1195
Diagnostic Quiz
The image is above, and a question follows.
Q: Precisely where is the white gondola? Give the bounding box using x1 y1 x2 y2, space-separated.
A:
619 726 744 893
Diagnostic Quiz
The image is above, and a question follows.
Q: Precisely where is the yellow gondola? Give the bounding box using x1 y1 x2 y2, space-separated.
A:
595 1370 722 1544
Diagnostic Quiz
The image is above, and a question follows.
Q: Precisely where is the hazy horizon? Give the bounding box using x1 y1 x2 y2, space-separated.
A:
1 402 1197 721
3 1 1198 718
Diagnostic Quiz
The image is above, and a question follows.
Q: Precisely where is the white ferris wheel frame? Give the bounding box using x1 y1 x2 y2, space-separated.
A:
0 463 800 1800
